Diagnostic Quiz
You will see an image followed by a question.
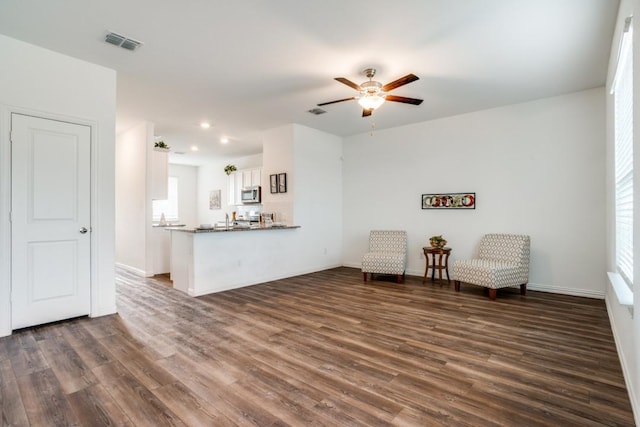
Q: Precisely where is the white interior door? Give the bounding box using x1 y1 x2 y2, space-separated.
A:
11 113 91 329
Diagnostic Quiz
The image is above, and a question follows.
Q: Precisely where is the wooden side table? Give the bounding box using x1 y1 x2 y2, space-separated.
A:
423 246 452 284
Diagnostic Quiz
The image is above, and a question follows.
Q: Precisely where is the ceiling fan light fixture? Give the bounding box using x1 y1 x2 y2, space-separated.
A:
358 94 386 110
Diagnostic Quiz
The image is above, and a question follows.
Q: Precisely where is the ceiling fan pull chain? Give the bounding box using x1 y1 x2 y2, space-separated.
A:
370 121 375 136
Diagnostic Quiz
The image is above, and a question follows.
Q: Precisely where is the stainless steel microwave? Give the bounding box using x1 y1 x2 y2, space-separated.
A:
241 186 261 204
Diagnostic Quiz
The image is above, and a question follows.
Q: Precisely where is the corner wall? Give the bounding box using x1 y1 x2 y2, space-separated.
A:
342 88 606 298
0 34 116 336
115 122 153 275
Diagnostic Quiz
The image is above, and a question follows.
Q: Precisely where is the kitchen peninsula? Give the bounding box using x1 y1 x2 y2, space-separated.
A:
167 225 300 296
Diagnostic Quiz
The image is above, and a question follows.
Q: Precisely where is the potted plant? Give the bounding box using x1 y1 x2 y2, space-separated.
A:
224 164 237 175
429 235 447 248
154 141 170 151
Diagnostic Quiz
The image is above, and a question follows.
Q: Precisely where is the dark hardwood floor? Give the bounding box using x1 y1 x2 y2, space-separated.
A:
0 267 635 426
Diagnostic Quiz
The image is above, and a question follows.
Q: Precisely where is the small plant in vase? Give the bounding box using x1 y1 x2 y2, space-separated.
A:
224 164 237 175
154 141 170 151
429 235 447 248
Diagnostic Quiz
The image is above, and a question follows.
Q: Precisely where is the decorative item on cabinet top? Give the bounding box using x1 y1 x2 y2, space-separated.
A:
224 164 237 175
154 140 170 151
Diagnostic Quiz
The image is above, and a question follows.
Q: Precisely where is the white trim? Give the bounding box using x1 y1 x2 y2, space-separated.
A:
608 272 634 307
606 295 640 426
346 262 606 299
0 106 11 337
526 282 605 299
186 263 344 297
0 105 107 336
115 262 153 278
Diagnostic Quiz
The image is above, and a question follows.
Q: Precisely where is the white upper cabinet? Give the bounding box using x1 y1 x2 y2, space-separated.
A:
251 168 262 187
150 149 168 200
227 167 262 205
227 172 237 205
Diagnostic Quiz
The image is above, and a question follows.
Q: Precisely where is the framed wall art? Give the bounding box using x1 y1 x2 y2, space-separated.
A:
422 193 475 209
209 189 221 210
270 174 278 193
278 173 287 193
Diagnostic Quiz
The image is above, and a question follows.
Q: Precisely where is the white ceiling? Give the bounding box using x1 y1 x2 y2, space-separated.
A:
0 0 619 165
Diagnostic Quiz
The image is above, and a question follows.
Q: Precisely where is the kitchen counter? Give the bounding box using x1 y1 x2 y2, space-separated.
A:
167 225 299 233
167 225 301 296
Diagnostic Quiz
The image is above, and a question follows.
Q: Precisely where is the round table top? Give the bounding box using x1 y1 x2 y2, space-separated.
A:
423 246 451 252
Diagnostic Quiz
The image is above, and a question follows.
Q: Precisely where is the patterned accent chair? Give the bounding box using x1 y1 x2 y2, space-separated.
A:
362 230 407 283
452 234 530 300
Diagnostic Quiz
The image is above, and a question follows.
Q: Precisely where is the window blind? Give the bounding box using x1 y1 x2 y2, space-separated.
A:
613 19 634 286
152 176 179 222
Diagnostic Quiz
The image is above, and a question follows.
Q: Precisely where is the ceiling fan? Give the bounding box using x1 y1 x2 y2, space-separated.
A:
318 68 423 117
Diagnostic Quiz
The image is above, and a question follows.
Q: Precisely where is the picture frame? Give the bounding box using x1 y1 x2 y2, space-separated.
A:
422 192 475 209
270 174 278 193
209 189 221 210
278 173 287 193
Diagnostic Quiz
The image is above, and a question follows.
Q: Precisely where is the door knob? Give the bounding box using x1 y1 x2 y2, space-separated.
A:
79 227 88 234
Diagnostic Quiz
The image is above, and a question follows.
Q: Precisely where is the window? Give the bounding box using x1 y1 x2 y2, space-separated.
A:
613 17 634 287
152 176 179 222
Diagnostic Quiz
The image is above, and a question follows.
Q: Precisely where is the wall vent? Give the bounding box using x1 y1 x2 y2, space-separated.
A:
105 31 143 51
307 108 327 115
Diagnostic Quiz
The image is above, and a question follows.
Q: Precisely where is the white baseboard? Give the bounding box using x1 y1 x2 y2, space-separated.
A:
189 263 344 297
91 305 117 317
344 262 605 299
115 262 152 277
527 282 605 299
605 296 640 426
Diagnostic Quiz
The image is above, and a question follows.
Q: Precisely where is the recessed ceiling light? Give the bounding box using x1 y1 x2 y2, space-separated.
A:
191 146 199 151
220 137 229 144
200 122 211 129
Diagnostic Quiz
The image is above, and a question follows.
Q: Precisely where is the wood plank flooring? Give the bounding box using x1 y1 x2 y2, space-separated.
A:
0 267 635 426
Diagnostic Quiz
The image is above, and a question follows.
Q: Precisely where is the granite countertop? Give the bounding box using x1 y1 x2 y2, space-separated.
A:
166 225 300 233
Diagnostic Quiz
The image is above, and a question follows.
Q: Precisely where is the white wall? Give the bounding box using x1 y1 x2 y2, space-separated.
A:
196 153 263 225
0 34 116 336
263 125 295 223
605 0 639 422
115 122 152 274
291 124 343 269
343 88 606 298
116 126 200 276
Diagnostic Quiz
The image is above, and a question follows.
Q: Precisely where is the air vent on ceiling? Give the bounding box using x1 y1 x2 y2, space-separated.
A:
308 108 327 115
173 151 185 155
105 31 143 51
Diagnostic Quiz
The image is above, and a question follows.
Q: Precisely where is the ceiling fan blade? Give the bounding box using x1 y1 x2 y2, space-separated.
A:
382 74 419 92
362 108 372 117
317 97 356 106
385 95 423 105
335 77 361 91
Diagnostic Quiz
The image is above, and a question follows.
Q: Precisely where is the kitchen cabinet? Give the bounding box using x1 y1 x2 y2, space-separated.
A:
227 167 261 205
242 168 261 188
227 173 237 205
150 148 169 200
251 168 262 187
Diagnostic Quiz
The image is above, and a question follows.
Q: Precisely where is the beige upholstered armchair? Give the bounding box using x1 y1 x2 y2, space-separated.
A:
452 234 530 300
362 230 407 283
